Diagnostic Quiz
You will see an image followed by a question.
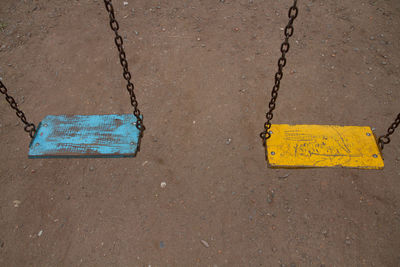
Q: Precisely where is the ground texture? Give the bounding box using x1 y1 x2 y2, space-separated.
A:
1 0 400 266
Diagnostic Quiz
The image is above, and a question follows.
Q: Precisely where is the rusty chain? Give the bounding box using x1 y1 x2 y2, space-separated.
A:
378 113 400 150
103 0 144 134
0 81 36 138
260 0 298 145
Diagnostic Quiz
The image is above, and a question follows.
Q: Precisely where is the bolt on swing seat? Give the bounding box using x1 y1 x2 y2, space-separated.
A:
265 124 384 169
28 114 141 158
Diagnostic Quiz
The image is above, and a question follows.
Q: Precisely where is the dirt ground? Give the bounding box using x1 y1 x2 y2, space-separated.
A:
1 0 400 266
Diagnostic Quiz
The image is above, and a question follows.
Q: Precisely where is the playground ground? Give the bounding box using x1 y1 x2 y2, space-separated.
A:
1 0 400 266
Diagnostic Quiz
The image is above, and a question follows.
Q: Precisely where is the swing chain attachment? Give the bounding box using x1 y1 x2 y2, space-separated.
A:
377 113 400 150
260 0 298 146
0 80 36 138
103 0 145 134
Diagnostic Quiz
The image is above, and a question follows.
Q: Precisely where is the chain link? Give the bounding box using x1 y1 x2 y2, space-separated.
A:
377 113 400 150
260 0 298 145
103 0 144 134
0 81 36 138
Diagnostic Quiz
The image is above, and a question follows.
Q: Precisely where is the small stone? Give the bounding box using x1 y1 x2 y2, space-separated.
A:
160 182 166 188
200 240 210 248
381 62 387 65
13 200 21 207
322 229 328 237
272 247 277 252
266 192 274 204
66 195 71 200
123 1 128 6
369 36 375 40
197 37 201 41
89 166 94 171
233 27 239 32
38 230 43 237
278 174 290 179
345 237 351 245
290 264 296 267
159 241 165 248
226 138 232 145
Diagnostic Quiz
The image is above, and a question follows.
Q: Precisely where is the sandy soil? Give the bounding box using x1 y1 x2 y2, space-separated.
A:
1 0 400 266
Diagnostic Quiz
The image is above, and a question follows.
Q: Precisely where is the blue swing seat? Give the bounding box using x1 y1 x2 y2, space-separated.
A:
28 114 141 158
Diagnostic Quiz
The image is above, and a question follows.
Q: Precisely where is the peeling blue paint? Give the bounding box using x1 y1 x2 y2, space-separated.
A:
28 114 141 158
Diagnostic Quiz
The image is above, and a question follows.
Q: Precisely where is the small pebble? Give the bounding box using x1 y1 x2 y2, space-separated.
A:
13 200 21 207
160 182 166 188
266 192 274 204
200 240 210 248
89 166 94 171
159 241 165 248
226 138 232 145
322 229 328 237
278 174 290 179
38 230 43 237
123 1 128 6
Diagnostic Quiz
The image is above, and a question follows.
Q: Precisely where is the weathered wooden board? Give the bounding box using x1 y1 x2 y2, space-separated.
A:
266 124 384 169
28 114 141 158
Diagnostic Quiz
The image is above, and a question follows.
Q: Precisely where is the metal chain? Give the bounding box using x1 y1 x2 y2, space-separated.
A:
103 0 144 134
377 113 400 150
260 0 298 145
0 81 36 138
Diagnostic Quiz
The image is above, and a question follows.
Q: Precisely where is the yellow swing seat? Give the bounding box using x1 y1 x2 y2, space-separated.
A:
266 124 384 169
